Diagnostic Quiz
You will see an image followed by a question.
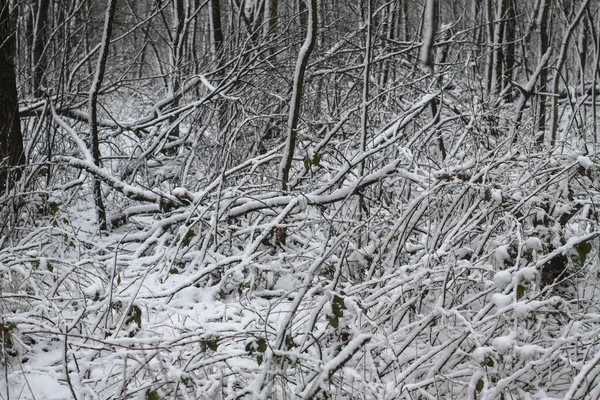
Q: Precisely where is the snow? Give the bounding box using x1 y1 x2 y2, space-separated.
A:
472 346 495 364
170 285 216 306
513 301 532 318
494 270 512 288
495 245 511 263
274 274 301 291
5 4 600 398
83 282 102 298
515 267 538 283
525 237 543 251
171 187 188 197
492 293 513 308
514 344 544 359
491 335 516 354
491 189 502 204
577 155 594 169
0 372 73 400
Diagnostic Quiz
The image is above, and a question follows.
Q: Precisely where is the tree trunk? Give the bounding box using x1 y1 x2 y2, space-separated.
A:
358 0 373 249
485 0 494 92
361 0 372 177
167 0 187 146
32 0 49 98
549 0 590 145
0 0 24 194
279 0 317 191
210 0 224 54
503 0 516 99
420 0 436 67
210 0 227 132
588 7 599 142
537 0 550 144
379 1 396 90
299 0 307 34
491 0 507 95
401 0 408 40
88 0 117 231
266 0 277 38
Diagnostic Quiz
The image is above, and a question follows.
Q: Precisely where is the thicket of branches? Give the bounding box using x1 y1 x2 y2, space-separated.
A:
2 0 600 398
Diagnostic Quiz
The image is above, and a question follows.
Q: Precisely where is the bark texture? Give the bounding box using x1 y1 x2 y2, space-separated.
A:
279 0 317 191
0 0 24 194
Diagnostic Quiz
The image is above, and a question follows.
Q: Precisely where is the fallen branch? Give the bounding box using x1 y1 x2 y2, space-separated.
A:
56 156 184 210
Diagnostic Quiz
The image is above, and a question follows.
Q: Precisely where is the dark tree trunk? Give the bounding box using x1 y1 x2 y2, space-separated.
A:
537 0 550 143
267 0 277 37
299 0 307 34
0 0 24 194
89 0 117 231
168 0 187 145
210 0 227 131
32 0 49 98
504 0 516 100
279 0 317 191
210 0 224 53
492 0 508 94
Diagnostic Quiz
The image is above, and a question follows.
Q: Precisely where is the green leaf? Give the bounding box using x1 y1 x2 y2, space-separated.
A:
303 158 311 170
245 342 254 352
568 186 574 201
256 338 267 353
486 357 494 367
576 241 592 266
476 379 484 392
48 202 59 215
285 335 295 350
312 153 321 166
332 294 346 318
169 268 179 275
181 376 193 387
202 339 219 352
126 305 142 328
208 340 218 351
328 294 346 328
112 301 123 312
146 390 160 400
182 229 196 246
516 284 525 300
238 282 247 296
256 354 263 365
246 337 267 355
327 315 339 328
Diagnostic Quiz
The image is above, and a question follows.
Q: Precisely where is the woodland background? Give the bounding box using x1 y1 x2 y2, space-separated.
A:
1 0 600 398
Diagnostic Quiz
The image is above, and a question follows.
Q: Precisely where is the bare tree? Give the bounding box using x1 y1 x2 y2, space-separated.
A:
0 0 24 194
549 0 590 145
537 0 551 143
31 0 49 98
88 0 118 231
279 0 317 191
209 0 226 131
